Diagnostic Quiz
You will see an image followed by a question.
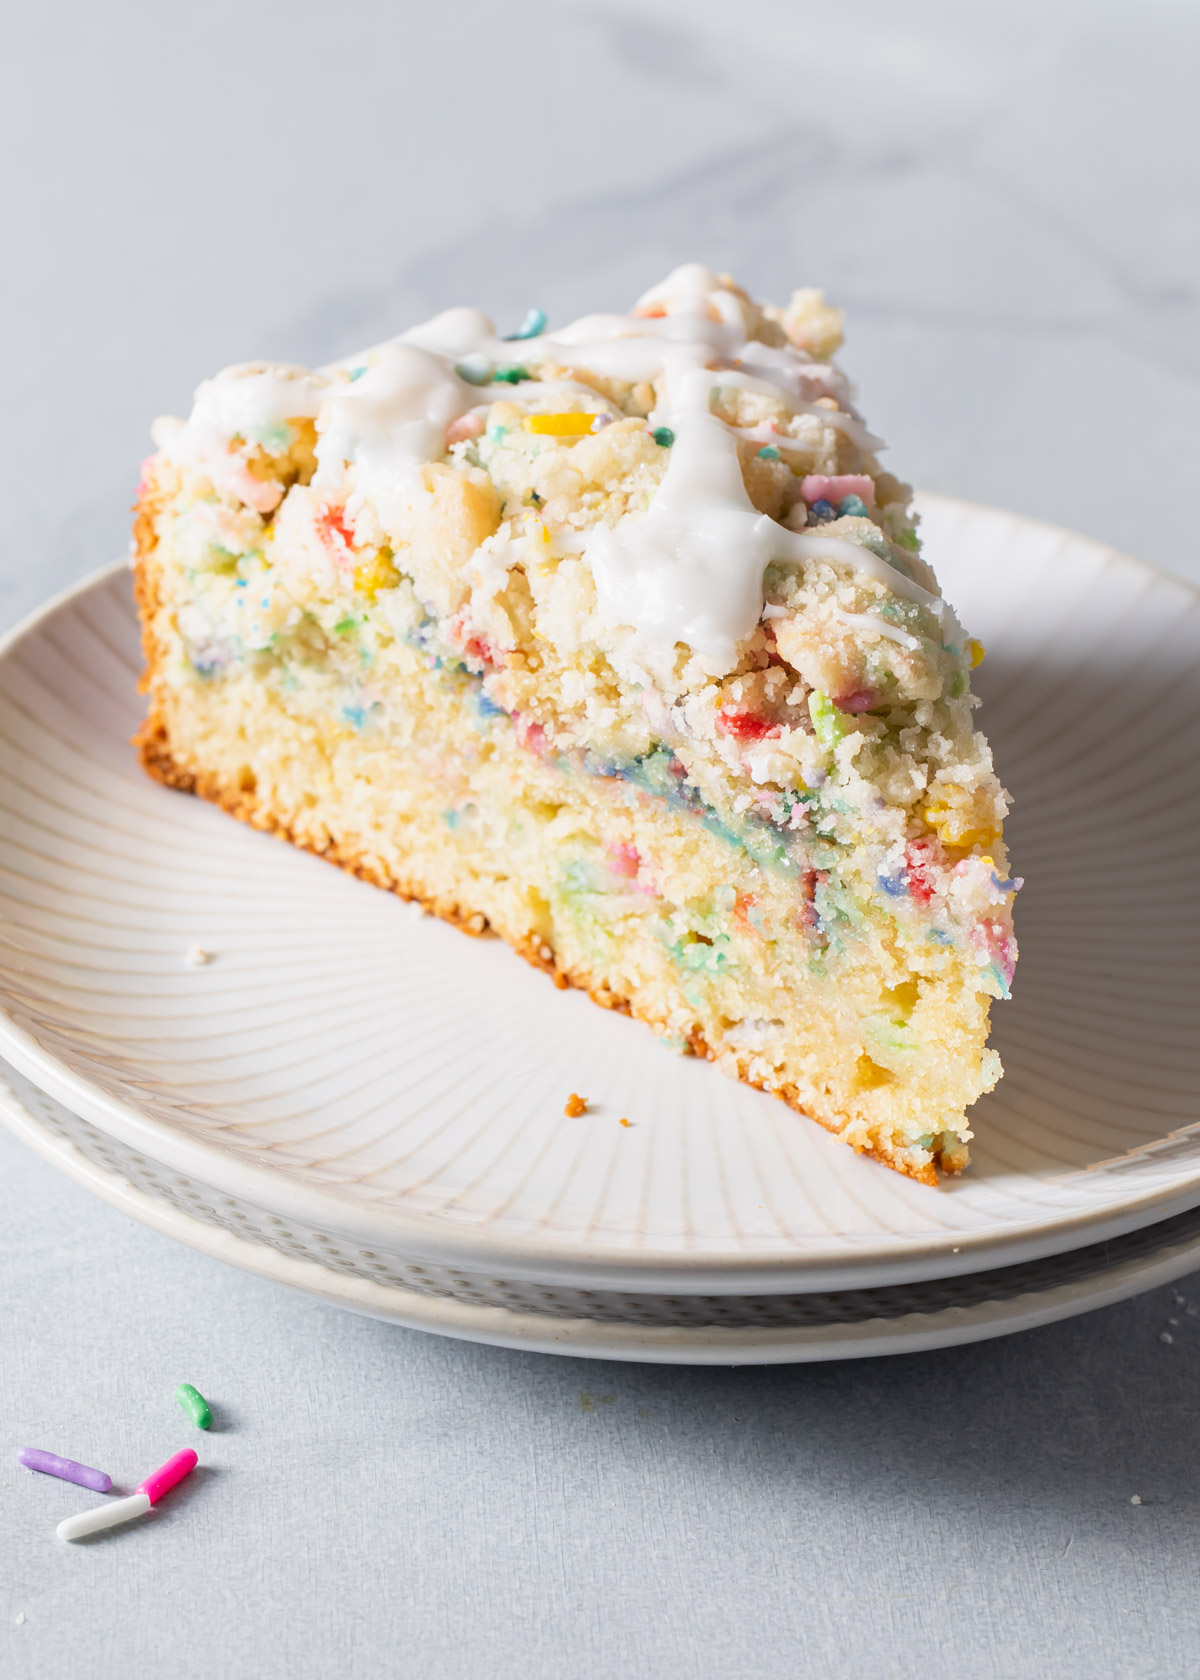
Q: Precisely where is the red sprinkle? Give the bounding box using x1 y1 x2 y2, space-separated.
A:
316 502 355 554
717 706 777 742
904 838 939 905
514 715 549 756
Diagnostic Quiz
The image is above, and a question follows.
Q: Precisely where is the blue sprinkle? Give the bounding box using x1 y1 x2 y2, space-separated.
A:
477 693 505 719
810 498 837 521
348 365 367 382
838 494 869 518
260 597 270 608
235 579 247 588
455 355 492 386
342 704 367 730
927 929 953 946
757 445 781 460
878 870 908 899
505 307 546 341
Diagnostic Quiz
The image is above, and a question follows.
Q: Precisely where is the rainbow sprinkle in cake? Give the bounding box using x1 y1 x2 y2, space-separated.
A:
133 264 1019 1183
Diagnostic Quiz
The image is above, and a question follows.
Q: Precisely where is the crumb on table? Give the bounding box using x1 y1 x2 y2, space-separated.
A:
563 1093 588 1117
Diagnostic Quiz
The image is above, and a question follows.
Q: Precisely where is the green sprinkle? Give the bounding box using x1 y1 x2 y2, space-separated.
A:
896 527 920 552
651 426 675 448
333 616 358 634
757 445 781 460
493 365 530 384
808 691 847 751
175 1382 212 1430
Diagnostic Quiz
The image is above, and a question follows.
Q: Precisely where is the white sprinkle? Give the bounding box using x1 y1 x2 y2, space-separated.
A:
57 1491 151 1541
1168 1318 1180 1326
1160 1331 1175 1344
185 945 212 967
13 1612 25 1626
1131 1495 1142 1505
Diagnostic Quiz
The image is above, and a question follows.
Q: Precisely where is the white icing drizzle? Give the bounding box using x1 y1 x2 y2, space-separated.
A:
587 366 779 666
832 607 923 652
165 263 940 669
312 343 480 525
779 533 943 615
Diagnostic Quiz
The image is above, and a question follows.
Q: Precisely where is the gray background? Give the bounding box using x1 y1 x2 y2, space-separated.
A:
2 2 1199 1674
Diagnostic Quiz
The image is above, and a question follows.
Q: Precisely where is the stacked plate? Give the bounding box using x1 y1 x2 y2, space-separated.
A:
1 495 1198 1363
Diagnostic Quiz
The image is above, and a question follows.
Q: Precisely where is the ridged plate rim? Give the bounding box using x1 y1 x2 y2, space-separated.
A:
4 1060 1199 1364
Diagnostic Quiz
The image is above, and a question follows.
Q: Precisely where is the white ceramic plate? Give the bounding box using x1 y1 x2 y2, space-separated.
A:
0 494 1197 1299
5 1058 1200 1364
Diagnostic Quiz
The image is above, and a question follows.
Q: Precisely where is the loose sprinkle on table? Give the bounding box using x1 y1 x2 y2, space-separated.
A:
18 1448 111 1493
175 1382 213 1430
619 1117 632 1128
185 945 212 967
138 1448 198 1506
563 1093 588 1118
55 1448 200 1541
57 1492 152 1542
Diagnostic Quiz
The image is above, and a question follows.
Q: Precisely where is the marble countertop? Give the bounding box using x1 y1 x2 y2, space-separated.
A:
3 2 1199 1675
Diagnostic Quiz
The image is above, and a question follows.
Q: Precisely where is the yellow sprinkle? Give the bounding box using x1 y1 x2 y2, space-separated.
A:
524 412 597 437
978 856 994 869
966 638 986 668
352 549 401 599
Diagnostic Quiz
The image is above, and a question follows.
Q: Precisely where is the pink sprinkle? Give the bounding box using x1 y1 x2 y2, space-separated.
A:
137 1448 198 1506
800 474 875 509
230 465 284 514
446 412 485 445
835 690 875 713
608 843 641 879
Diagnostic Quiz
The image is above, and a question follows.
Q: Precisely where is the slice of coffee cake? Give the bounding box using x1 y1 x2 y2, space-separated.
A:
133 264 1019 1182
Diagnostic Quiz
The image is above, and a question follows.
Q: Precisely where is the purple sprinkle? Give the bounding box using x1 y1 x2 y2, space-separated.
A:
17 1447 112 1493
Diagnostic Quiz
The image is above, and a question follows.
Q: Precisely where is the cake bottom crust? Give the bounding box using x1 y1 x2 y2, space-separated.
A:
135 706 964 1186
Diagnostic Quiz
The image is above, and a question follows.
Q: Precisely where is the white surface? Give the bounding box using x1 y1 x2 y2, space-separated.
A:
1 501 1198 1303
4 2 1200 1675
